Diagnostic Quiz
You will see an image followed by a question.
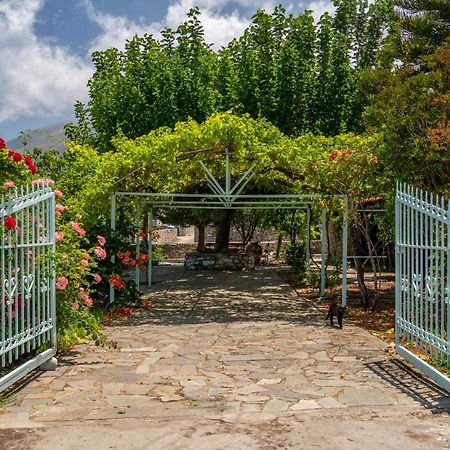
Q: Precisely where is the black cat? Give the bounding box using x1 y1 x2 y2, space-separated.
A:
326 302 346 329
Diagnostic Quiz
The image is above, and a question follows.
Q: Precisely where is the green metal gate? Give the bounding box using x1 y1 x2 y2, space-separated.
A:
395 183 450 392
0 183 56 392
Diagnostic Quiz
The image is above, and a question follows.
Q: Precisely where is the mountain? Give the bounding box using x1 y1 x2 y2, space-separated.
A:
7 122 67 153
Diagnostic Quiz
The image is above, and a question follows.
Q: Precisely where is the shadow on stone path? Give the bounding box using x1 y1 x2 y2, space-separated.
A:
0 264 449 450
135 264 324 325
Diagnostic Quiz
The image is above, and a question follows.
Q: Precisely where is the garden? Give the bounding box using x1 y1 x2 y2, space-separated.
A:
0 0 449 380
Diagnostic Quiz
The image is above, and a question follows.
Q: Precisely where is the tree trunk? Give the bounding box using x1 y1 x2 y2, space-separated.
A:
197 224 206 252
214 210 232 252
351 224 370 308
275 234 283 259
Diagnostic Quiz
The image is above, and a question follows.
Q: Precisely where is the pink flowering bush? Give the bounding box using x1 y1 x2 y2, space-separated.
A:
53 216 104 349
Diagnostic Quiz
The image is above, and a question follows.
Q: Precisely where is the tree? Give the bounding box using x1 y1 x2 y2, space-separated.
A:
364 44 450 193
395 0 450 62
67 3 393 149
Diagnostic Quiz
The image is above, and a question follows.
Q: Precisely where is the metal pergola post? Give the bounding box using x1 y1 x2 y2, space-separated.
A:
320 209 328 299
306 206 311 261
108 185 348 305
110 193 116 305
135 201 141 288
341 196 349 307
148 206 153 287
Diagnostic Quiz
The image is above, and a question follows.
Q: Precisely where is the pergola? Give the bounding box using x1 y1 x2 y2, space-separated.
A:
109 152 349 306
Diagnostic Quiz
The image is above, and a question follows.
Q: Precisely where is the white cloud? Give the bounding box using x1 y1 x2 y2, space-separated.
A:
81 0 162 54
303 0 336 22
0 0 92 123
1 0 330 130
82 0 253 52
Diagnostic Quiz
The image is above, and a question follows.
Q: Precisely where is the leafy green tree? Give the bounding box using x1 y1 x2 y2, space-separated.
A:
364 44 450 192
67 3 393 148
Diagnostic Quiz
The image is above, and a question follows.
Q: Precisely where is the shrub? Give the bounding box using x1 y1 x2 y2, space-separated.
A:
284 243 307 276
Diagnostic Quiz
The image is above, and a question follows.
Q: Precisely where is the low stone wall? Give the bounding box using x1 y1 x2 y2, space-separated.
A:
161 243 197 258
184 252 255 271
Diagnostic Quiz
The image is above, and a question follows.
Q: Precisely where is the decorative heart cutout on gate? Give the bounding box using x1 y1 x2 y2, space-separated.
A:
40 279 48 294
23 274 34 299
3 278 17 306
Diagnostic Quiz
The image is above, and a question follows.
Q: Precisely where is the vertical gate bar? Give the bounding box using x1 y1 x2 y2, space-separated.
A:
46 190 51 342
50 188 57 349
31 183 36 350
429 191 435 357
306 207 311 261
395 184 400 347
419 188 424 342
1 193 5 367
440 195 445 362
36 187 41 348
135 202 141 289
433 195 441 359
401 184 406 343
14 195 19 360
447 199 450 368
147 207 153 288
341 196 349 307
415 188 419 344
406 186 413 343
25 185 31 353
109 194 116 305
320 209 327 298
41 188 46 345
20 186 25 355
424 190 430 353
7 193 12 363
405 185 410 343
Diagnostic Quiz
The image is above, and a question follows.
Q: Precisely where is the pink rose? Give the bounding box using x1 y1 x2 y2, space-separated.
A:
56 204 68 214
70 221 86 236
80 259 89 267
97 235 106 247
94 246 107 260
54 190 63 198
71 302 80 310
79 293 93 307
94 274 102 283
56 276 68 290
55 231 64 242
4 181 15 188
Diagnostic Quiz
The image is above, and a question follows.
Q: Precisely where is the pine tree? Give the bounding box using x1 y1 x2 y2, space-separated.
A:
396 0 450 61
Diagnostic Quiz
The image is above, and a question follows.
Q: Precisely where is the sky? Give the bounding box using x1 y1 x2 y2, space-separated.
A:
0 0 335 141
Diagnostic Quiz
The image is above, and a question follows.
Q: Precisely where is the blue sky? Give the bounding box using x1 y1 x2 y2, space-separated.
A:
0 0 334 141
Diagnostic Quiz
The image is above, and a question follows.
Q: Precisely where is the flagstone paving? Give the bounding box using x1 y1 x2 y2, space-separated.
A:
0 265 449 449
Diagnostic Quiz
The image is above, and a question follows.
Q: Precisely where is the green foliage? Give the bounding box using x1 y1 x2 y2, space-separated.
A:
284 243 307 276
67 3 393 150
364 44 450 193
395 0 450 63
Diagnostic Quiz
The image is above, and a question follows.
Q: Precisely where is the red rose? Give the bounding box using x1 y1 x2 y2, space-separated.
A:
24 156 33 165
4 215 16 230
0 138 6 149
28 163 37 174
8 151 23 163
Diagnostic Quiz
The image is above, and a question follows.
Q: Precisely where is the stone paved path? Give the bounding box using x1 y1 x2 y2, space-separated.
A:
0 265 449 449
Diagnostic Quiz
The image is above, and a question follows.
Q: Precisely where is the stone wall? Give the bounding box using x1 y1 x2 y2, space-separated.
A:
184 252 256 271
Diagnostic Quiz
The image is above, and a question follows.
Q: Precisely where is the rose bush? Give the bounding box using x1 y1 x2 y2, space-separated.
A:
0 137 104 351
